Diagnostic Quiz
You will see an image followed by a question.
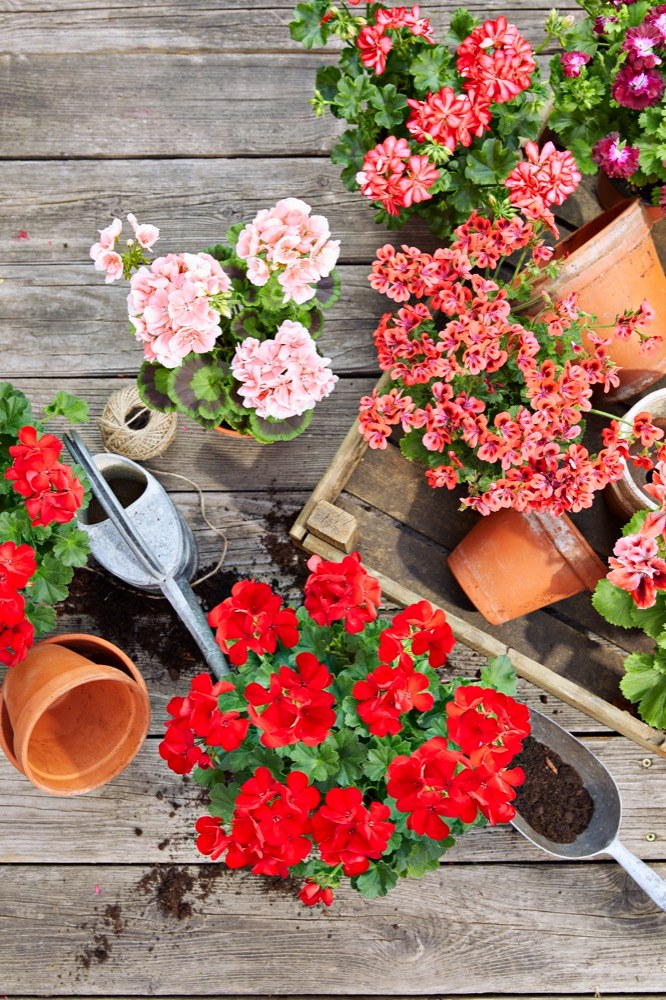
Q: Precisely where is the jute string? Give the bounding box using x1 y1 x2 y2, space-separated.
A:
98 385 177 461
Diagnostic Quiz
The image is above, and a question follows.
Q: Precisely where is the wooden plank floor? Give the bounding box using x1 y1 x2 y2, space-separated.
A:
0 1 665 996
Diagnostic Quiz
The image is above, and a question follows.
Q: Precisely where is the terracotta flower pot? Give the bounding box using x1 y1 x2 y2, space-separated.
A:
448 508 606 626
597 171 664 228
213 424 253 440
0 634 150 795
605 387 666 522
531 199 666 403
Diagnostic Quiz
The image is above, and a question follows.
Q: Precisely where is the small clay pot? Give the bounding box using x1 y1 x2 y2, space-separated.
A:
213 424 252 440
0 634 150 795
597 171 664 228
605 388 666 521
448 508 606 626
529 199 666 402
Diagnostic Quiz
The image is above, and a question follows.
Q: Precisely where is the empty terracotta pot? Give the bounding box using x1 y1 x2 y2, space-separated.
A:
448 508 606 626
0 634 150 795
529 199 666 402
597 171 664 228
605 388 666 522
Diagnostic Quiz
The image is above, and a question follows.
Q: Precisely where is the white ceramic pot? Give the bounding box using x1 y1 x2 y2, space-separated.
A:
605 388 666 521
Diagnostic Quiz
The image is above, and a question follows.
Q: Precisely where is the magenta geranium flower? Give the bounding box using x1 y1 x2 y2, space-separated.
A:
646 5 666 44
593 15 618 35
622 25 663 69
592 132 640 180
560 51 590 78
612 64 665 109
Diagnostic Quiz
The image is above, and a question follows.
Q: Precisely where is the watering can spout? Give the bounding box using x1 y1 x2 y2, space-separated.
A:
63 430 230 679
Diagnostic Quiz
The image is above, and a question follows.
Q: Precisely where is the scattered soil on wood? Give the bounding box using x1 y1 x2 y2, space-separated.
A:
137 865 194 920
59 560 237 682
263 492 309 591
77 932 111 970
75 903 124 972
514 736 594 844
103 903 125 937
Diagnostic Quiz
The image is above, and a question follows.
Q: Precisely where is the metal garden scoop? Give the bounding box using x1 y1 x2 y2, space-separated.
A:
512 708 666 912
64 430 229 680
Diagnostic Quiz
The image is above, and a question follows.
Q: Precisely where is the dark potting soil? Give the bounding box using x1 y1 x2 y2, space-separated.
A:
513 736 594 844
137 865 195 921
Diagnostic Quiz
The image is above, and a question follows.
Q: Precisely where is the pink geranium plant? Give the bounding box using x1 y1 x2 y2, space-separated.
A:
358 141 662 515
89 201 340 442
290 3 548 238
593 461 666 729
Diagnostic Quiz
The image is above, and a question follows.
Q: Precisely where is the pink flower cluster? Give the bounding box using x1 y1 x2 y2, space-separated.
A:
357 5 435 76
127 253 231 368
592 133 641 180
456 16 536 104
356 137 440 216
90 214 159 283
612 20 665 110
235 198 340 305
231 320 337 421
607 462 666 608
560 51 590 78
505 141 581 236
360 191 661 516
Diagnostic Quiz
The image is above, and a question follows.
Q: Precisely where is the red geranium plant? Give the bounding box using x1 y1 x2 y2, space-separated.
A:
358 141 663 515
159 552 531 905
0 382 89 667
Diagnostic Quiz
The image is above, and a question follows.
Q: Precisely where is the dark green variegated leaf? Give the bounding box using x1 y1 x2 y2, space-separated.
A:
137 361 178 413
248 408 313 443
314 269 341 310
231 309 263 341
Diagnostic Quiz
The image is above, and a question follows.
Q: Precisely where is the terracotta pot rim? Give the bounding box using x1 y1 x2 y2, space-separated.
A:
40 633 148 692
213 424 252 439
530 511 606 592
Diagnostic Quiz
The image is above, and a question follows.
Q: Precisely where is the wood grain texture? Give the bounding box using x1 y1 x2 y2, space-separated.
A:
0 263 383 376
0 157 438 264
0 735 662 864
0 862 664 995
0 1 577 54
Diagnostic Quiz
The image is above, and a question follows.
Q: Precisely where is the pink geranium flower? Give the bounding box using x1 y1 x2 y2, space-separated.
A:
231 320 337 420
612 65 665 110
560 51 590 78
607 534 666 609
235 199 339 305
592 133 640 180
505 142 581 234
127 212 160 250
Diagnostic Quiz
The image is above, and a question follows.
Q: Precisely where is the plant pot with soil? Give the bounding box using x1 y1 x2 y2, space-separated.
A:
605 388 666 521
0 633 150 795
596 172 665 228
447 507 606 626
90 202 340 444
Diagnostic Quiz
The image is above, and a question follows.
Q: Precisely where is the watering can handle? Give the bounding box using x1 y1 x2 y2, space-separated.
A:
607 838 666 913
161 575 230 679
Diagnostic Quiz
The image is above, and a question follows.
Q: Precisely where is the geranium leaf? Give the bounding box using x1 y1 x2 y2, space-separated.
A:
51 524 91 568
247 409 313 443
289 1 329 48
620 652 666 729
24 602 57 639
209 781 241 824
592 579 637 630
369 83 407 130
334 75 379 121
464 138 519 185
409 47 455 95
43 391 88 425
353 861 399 899
330 730 365 783
30 554 74 605
288 741 339 782
480 654 517 696
137 361 178 413
0 382 33 439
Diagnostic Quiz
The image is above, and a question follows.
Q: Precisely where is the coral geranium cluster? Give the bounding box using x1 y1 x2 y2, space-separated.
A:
292 3 546 237
89 200 340 442
594 462 666 729
358 142 662 515
0 383 89 667
159 553 530 905
548 1 666 209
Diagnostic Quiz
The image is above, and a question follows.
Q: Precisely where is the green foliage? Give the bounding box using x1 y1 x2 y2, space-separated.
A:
464 139 520 186
620 652 666 729
290 0 329 48
43 391 89 425
480 654 518 696
353 861 399 899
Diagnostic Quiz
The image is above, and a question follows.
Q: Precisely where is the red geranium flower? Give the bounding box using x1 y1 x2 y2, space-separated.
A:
0 617 34 667
7 425 62 472
456 16 536 105
446 685 530 768
353 658 434 737
312 786 395 876
195 815 231 861
203 768 320 879
304 552 381 633
299 880 334 907
208 579 300 666
0 542 37 592
386 738 476 838
455 762 525 825
379 600 455 668
158 718 211 775
245 652 336 747
0 587 25 627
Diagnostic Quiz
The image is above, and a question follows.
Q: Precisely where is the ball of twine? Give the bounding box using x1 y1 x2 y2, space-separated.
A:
99 386 178 461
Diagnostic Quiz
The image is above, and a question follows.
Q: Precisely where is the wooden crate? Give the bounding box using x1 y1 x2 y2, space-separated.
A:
291 394 666 758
